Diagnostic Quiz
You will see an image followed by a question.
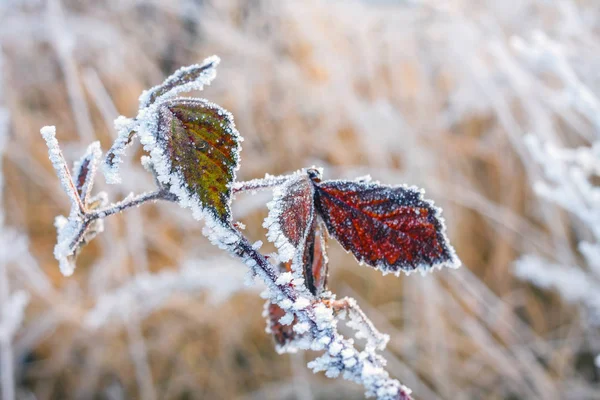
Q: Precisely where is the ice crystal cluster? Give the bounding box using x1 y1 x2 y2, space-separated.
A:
39 55 463 400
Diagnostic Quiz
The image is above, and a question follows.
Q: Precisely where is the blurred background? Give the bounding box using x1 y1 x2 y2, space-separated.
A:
1 0 599 399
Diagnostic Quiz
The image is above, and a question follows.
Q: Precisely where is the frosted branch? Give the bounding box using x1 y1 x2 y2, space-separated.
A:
55 189 176 276
40 126 86 214
202 221 413 400
41 57 416 399
138 55 220 108
232 173 296 194
102 116 136 184
331 297 390 352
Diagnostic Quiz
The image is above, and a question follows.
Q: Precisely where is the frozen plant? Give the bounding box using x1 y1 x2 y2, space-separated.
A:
40 55 461 400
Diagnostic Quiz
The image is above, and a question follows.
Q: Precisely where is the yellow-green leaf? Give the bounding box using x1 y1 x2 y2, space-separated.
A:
157 98 241 223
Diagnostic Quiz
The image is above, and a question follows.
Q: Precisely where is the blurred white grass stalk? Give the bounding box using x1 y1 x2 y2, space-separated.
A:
512 30 600 363
0 50 30 400
85 257 255 329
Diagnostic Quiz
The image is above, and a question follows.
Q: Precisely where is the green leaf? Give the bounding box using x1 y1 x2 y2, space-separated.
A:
157 98 241 223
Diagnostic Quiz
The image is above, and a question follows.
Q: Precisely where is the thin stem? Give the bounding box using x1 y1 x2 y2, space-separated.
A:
330 297 389 351
232 174 294 194
227 228 412 400
88 190 176 220
68 189 176 252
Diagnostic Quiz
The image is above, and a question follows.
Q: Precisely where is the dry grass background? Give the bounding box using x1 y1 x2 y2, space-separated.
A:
1 0 599 399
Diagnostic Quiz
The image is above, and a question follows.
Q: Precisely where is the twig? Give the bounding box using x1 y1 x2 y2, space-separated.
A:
218 226 413 400
329 297 390 351
232 174 294 194
68 189 176 251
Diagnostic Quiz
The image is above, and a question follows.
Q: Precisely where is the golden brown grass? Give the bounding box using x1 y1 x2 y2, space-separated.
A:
1 0 598 399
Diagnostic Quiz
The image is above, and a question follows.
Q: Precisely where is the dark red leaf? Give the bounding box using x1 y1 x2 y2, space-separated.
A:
313 180 459 274
267 301 298 349
265 173 330 295
265 174 315 262
266 262 302 350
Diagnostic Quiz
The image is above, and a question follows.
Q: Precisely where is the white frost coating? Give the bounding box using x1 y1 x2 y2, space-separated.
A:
42 129 106 276
293 297 311 310
112 58 226 193
102 116 136 184
343 297 390 351
41 126 96 275
53 211 81 276
307 335 407 400
293 321 311 334
103 55 229 203
328 340 343 356
232 173 294 193
40 126 81 210
291 277 305 287
278 312 294 326
313 302 335 329
279 298 293 310
275 272 293 285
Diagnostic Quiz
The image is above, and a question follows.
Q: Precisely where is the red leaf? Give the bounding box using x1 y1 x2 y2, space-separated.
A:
265 173 330 295
265 174 315 262
313 180 459 274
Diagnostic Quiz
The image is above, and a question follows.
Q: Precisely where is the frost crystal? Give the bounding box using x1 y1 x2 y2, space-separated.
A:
293 297 311 310
278 312 294 326
275 272 294 285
